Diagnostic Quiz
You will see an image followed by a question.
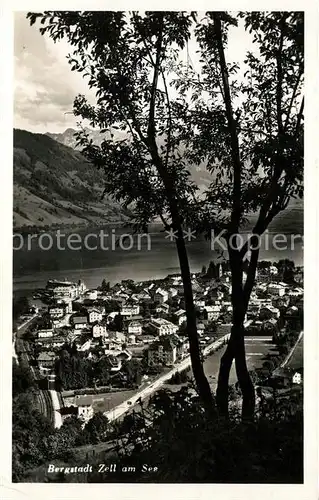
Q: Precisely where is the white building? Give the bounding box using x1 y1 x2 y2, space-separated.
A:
288 288 303 297
156 303 170 314
267 283 285 297
37 329 53 338
121 304 140 317
73 316 88 330
154 288 169 303
269 265 278 275
88 308 104 324
204 305 221 321
128 321 142 336
175 309 187 326
92 323 108 338
48 306 65 319
78 340 92 351
194 299 206 310
75 396 94 424
46 279 79 300
109 331 126 343
126 334 136 344
149 318 178 336
197 323 205 336
292 371 302 385
86 290 98 301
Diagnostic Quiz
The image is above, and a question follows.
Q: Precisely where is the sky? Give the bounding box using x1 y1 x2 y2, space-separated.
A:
14 11 255 134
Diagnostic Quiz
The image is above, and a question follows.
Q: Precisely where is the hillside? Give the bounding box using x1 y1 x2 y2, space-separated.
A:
13 129 131 230
14 128 303 234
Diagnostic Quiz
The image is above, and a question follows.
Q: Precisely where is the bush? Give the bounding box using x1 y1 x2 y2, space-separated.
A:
85 387 303 483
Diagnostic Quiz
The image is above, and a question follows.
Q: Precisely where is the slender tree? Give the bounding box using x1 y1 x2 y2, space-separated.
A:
28 11 303 420
181 12 303 419
27 11 215 413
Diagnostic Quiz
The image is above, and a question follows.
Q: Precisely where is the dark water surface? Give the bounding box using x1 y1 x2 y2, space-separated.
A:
13 226 303 295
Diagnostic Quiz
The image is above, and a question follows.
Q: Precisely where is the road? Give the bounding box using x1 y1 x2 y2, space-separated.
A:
104 334 275 422
104 334 230 422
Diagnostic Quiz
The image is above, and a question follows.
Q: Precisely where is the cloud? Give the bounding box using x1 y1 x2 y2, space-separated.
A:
14 12 91 133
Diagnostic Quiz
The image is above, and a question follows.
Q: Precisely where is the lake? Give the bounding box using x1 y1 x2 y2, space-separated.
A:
13 226 303 296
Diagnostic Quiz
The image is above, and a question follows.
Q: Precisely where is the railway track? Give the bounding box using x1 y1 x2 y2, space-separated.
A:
14 318 55 425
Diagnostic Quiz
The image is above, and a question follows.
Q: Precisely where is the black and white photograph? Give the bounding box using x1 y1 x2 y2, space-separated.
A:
1 4 317 493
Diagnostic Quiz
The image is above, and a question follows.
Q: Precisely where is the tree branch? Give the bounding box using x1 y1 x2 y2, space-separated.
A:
213 13 242 232
276 16 286 137
284 67 303 131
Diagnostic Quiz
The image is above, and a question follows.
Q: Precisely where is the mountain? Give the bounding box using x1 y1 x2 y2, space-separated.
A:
46 127 126 150
13 129 131 230
15 127 303 234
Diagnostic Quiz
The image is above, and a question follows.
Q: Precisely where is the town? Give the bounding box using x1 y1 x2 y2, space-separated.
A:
13 259 304 430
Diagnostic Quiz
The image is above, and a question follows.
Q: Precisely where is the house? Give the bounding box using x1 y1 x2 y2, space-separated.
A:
197 323 205 336
104 340 122 351
128 321 143 336
51 318 65 329
63 299 73 314
46 279 79 300
168 288 178 298
38 351 56 371
85 290 98 301
107 355 122 372
74 395 94 424
48 306 65 319
72 316 88 330
88 308 104 324
109 331 126 343
92 322 108 338
147 337 177 367
292 370 302 385
149 318 178 336
37 329 53 339
260 306 280 320
267 283 286 297
204 305 221 321
194 299 206 310
78 340 92 351
247 302 261 317
154 288 169 303
35 335 66 348
126 334 136 345
155 303 170 314
175 309 187 326
288 288 303 297
121 304 140 317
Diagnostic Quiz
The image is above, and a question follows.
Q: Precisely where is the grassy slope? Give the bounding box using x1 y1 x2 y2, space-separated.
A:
13 129 130 230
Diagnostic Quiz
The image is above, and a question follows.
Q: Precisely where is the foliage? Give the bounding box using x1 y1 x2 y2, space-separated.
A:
84 412 110 444
85 386 302 483
27 11 303 419
55 346 93 390
13 295 30 321
12 360 35 397
12 387 54 481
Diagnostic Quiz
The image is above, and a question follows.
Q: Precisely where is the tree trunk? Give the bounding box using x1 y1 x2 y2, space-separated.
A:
216 244 255 420
234 324 255 421
216 333 235 418
175 229 215 414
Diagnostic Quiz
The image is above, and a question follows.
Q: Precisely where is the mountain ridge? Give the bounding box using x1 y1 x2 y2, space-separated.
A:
13 128 131 231
14 127 303 235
